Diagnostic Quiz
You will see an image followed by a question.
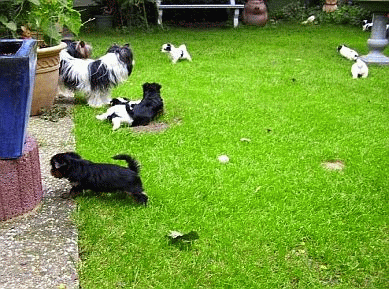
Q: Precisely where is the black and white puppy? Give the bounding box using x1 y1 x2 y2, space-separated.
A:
161 43 192 64
62 39 93 59
50 152 148 204
362 19 389 37
337 45 359 61
129 83 164 127
96 97 140 130
59 44 134 107
362 20 373 31
351 58 368 79
96 83 163 129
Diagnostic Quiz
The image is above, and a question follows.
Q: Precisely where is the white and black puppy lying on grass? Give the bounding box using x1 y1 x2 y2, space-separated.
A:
337 45 359 61
96 82 163 130
96 97 140 130
59 44 134 107
50 152 148 205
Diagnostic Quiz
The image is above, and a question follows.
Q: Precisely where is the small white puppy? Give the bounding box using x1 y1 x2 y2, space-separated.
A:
338 45 359 61
351 59 368 79
96 97 140 130
302 15 315 25
161 43 192 64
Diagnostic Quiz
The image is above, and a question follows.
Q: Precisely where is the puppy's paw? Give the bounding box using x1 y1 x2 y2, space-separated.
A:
96 114 106 120
131 191 148 205
112 119 122 130
61 187 81 199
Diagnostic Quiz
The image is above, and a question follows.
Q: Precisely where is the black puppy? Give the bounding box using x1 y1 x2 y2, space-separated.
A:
50 152 148 205
129 83 164 127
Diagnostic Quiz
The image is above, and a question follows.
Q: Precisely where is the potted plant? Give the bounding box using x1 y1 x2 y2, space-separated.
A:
323 0 338 12
243 0 268 26
0 39 37 158
92 0 116 30
0 0 82 115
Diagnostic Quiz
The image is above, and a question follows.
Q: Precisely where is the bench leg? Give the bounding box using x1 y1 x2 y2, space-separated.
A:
233 9 240 28
158 9 163 26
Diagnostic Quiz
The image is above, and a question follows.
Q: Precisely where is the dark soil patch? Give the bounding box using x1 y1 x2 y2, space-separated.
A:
132 122 169 133
39 96 74 122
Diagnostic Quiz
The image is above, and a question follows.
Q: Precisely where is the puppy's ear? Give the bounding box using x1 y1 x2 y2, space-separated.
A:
66 152 82 159
110 98 121 106
79 41 85 48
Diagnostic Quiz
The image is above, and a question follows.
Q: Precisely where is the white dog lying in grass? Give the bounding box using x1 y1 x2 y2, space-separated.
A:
338 45 359 61
351 59 368 79
96 97 140 130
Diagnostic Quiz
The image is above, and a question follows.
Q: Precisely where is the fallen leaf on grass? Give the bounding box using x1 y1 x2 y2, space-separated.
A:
240 138 251 142
166 231 199 243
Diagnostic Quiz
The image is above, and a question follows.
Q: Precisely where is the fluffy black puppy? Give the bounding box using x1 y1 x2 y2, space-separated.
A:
50 152 148 205
129 83 164 127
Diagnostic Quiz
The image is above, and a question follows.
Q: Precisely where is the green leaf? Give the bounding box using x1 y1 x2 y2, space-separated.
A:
0 16 7 25
63 9 82 35
5 22 17 32
27 0 40 5
0 16 17 32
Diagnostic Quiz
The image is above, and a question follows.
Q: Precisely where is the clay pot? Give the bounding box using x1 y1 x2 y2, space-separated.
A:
30 42 67 116
243 0 268 26
323 0 338 12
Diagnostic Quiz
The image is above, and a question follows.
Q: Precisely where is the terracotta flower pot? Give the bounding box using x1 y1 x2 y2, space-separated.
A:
30 42 67 116
323 0 338 12
243 0 268 26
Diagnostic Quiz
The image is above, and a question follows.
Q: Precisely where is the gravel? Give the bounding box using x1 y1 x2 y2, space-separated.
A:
0 99 79 289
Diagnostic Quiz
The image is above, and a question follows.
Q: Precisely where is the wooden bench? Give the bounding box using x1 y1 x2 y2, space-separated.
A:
156 0 245 28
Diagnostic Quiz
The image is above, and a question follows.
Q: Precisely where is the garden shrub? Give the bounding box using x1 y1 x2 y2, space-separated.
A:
158 0 246 25
325 4 371 26
271 0 372 27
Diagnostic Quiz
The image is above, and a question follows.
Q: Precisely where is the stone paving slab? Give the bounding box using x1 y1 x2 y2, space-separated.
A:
0 115 79 289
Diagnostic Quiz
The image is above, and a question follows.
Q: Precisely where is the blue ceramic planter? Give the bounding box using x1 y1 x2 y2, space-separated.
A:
0 39 37 159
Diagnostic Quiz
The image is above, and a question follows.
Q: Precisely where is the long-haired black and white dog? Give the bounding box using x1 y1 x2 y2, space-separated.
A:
59 44 134 107
50 152 148 205
96 82 163 129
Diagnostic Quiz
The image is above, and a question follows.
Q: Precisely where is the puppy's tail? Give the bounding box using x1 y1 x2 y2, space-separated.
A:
113 154 140 173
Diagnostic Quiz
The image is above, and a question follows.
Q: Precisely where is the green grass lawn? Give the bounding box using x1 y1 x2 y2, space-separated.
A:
73 24 389 288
